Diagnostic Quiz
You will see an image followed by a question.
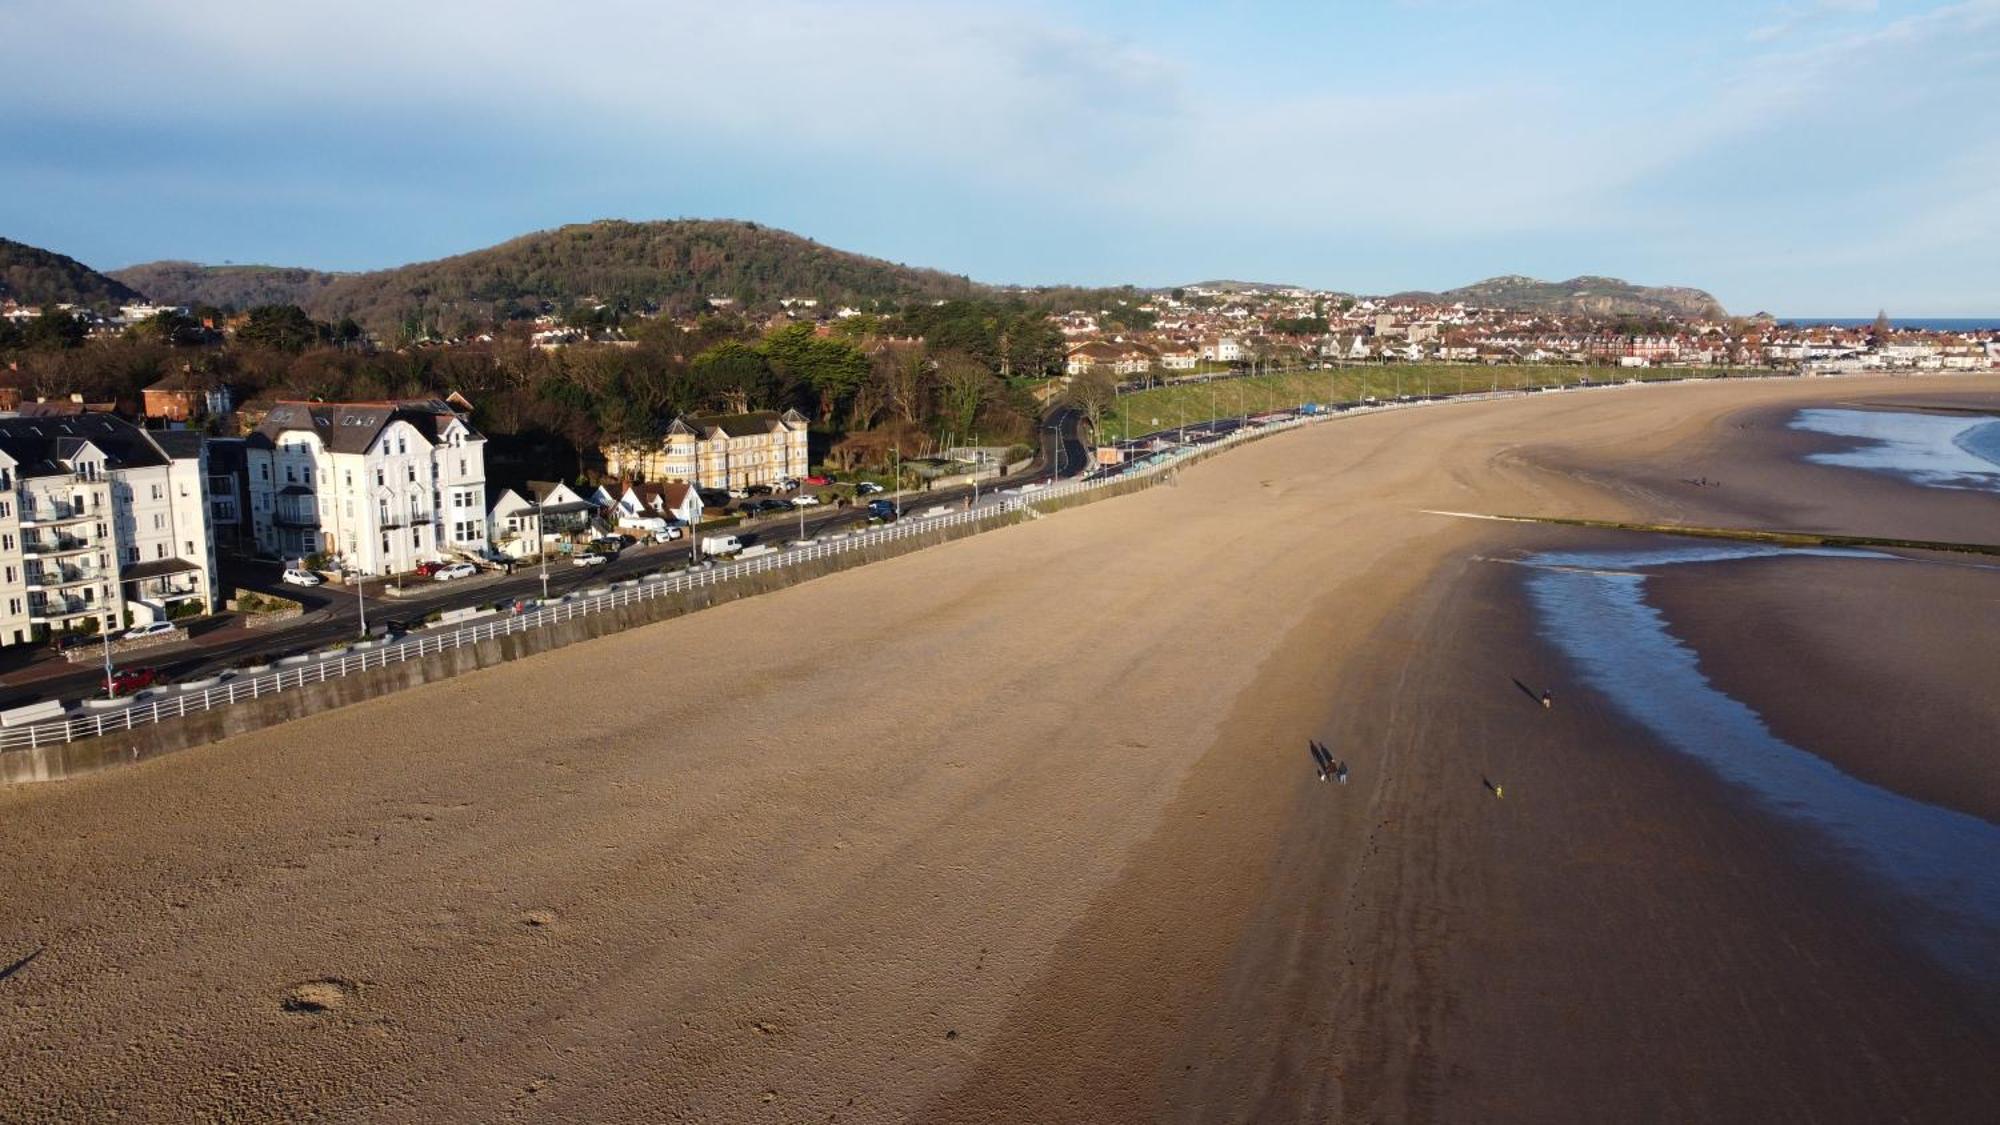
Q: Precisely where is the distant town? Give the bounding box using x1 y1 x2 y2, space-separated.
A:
0 226 1995 661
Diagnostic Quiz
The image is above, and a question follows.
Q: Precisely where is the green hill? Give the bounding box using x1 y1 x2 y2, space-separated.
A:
116 219 988 334
0 237 144 308
1396 275 1727 320
108 261 345 312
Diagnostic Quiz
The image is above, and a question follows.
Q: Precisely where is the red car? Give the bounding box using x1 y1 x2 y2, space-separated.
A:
804 474 834 486
110 667 162 696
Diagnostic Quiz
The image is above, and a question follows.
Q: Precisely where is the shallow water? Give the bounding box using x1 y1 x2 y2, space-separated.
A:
1790 408 2000 494
1524 543 2000 989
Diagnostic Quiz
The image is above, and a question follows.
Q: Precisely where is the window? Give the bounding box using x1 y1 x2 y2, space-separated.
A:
7 599 18 615
260 464 269 480
0 534 10 551
2 566 12 583
153 513 164 530
381 535 390 554
151 484 163 500
411 528 420 547
302 466 312 485
286 466 296 483
155 544 167 559
185 541 194 555
375 468 385 487
345 471 353 486
0 501 8 518
459 458 467 476
407 466 416 483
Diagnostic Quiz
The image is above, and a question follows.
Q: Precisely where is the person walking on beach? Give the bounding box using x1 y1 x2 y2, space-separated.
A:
1334 759 1349 785
1540 689 1553 710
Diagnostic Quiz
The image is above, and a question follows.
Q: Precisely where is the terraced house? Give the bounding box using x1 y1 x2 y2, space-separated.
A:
603 409 809 490
0 415 218 647
245 399 488 577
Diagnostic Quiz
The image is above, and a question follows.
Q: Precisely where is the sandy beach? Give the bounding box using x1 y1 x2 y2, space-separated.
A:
2 374 1997 1122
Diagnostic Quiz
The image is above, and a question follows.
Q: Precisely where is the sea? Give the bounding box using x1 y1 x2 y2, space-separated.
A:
1784 317 1998 332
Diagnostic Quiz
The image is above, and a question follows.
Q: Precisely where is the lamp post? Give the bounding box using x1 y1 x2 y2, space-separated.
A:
535 502 549 599
100 617 114 697
357 572 367 637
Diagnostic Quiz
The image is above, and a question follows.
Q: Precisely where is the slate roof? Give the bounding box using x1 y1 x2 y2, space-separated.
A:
251 399 482 454
0 414 170 479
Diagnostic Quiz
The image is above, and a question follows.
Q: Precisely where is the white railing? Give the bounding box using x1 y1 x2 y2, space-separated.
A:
0 372 1792 757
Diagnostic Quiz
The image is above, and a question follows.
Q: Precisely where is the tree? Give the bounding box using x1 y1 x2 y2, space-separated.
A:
933 353 998 441
1871 309 1892 346
1061 369 1118 428
23 306 86 349
236 305 324 353
761 323 868 423
689 340 778 414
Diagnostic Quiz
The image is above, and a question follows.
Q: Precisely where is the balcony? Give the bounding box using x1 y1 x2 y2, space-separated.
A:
22 534 93 556
18 499 97 527
29 597 95 622
25 564 105 590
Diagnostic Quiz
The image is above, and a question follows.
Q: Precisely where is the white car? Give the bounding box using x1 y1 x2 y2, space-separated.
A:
432 562 478 581
789 494 821 507
855 482 885 495
281 568 323 587
122 621 177 640
571 553 609 568
655 526 685 541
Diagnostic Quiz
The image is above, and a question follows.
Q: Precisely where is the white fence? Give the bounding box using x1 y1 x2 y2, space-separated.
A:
0 374 1765 757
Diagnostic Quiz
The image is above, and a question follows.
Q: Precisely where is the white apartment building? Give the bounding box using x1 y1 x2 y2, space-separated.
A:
0 415 218 647
246 400 488 576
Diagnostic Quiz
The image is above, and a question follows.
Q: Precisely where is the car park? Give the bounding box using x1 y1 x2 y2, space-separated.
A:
109 667 162 696
282 568 323 586
433 562 478 581
121 621 177 641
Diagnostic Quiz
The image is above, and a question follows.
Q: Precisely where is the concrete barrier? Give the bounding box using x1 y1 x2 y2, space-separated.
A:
1 700 69 728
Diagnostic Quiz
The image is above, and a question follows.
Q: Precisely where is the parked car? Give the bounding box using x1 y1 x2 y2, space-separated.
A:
655 525 686 541
752 498 790 514
726 488 748 500
744 484 773 496
413 560 447 578
109 667 162 696
789 494 821 507
697 488 732 508
804 474 834 486
855 482 885 495
121 621 177 641
282 568 323 587
588 536 626 555
433 562 479 581
775 476 801 491
572 553 609 568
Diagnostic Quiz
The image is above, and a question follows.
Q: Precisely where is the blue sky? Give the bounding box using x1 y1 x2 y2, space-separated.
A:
2 0 1995 314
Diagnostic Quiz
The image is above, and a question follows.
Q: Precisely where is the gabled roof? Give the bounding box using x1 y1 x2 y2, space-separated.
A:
0 414 170 479
683 409 806 438
252 398 482 454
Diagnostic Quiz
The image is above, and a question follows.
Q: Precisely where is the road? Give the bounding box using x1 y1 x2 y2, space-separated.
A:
0 409 1096 711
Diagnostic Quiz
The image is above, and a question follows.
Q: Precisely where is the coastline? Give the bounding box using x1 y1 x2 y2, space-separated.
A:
1 374 1996 1121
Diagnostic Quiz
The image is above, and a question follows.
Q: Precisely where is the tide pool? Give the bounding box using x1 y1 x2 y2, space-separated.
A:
1790 408 2000 494
1524 543 2000 989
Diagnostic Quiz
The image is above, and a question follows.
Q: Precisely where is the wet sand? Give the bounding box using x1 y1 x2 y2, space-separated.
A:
1648 551 2000 826
2 375 1997 1122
